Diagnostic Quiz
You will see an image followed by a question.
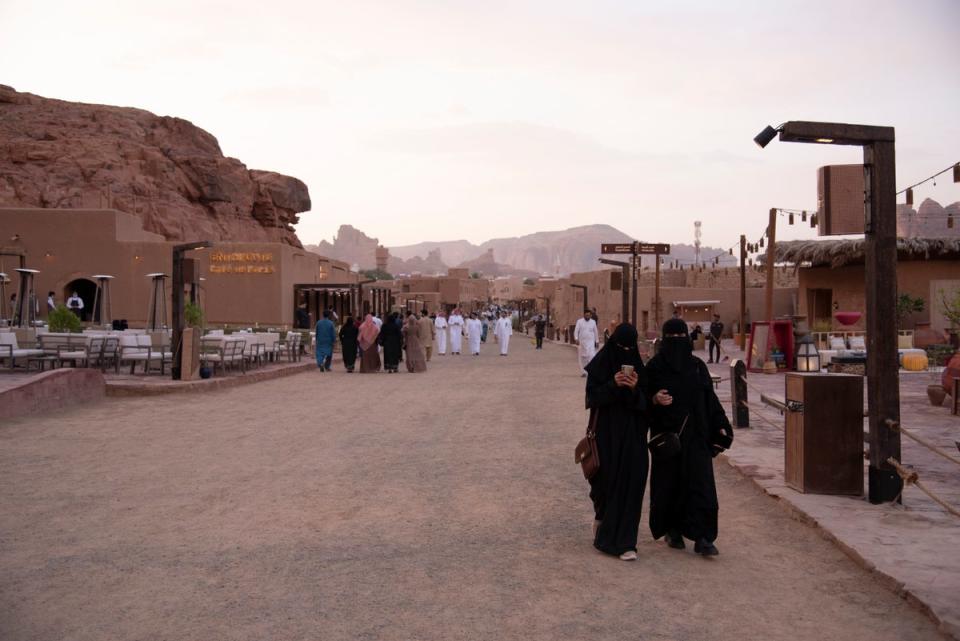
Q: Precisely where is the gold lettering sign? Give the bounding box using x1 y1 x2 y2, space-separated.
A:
209 251 276 274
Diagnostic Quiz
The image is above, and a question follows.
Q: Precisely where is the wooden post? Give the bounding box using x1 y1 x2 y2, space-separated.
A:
765 208 776 323
631 245 638 328
863 140 902 503
731 359 749 427
654 252 662 330
739 234 747 348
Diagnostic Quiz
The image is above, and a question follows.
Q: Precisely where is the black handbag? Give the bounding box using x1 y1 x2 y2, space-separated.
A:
648 414 688 461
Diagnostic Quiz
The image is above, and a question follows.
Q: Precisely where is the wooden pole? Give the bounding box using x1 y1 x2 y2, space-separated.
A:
631 244 638 328
739 234 747 348
864 141 902 503
731 359 749 427
764 208 776 323
654 252 662 331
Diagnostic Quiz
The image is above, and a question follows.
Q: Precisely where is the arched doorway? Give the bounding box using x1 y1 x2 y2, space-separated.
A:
63 278 97 322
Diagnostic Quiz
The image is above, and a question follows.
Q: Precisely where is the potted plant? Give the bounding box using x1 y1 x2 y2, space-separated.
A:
938 288 960 349
183 302 208 379
48 304 82 333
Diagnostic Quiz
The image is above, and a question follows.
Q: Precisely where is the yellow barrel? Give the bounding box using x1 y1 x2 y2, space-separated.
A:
902 352 928 371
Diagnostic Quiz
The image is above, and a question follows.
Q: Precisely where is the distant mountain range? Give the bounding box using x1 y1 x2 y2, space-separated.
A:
306 223 737 276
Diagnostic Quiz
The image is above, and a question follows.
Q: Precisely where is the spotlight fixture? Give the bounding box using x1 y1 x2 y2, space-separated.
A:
753 125 780 148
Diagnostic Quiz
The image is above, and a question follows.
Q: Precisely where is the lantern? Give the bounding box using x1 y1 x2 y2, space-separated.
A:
795 335 821 372
905 188 913 206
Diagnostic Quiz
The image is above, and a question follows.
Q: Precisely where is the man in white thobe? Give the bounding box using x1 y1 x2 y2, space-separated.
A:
465 313 483 356
434 311 448 355
448 309 464 355
495 311 513 356
574 309 599 377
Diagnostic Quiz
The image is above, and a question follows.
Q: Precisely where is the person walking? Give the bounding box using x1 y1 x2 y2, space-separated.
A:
339 314 359 373
46 291 56 315
494 311 512 356
402 313 428 372
434 311 448 356
465 312 483 356
585 323 648 561
418 309 435 361
380 312 403 373
645 318 734 556
534 315 546 350
448 309 464 355
707 313 724 363
358 314 381 373
574 309 599 377
314 310 336 372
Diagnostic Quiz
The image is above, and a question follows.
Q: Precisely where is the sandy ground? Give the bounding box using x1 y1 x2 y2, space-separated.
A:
0 336 945 641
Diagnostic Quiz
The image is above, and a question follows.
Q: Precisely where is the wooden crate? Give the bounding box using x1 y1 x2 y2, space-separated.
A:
785 373 864 495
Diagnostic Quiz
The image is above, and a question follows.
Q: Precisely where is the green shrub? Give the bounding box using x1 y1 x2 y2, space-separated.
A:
184 302 204 328
48 304 82 333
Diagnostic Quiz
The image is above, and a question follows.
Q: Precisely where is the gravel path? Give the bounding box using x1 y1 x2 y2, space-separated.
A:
0 336 944 640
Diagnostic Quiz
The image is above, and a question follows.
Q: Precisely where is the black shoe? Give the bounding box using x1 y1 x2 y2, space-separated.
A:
694 538 719 556
666 531 685 550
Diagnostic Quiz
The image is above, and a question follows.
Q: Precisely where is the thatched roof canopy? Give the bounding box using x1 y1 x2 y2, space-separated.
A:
771 237 960 268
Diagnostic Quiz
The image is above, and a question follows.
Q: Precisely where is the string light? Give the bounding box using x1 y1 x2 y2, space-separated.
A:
801 211 807 222
905 188 913 206
788 212 794 225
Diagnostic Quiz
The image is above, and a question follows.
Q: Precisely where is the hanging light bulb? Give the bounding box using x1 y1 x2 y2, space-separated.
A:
811 213 818 228
759 237 765 248
801 210 807 222
953 163 959 183
905 188 913 206
788 212 794 225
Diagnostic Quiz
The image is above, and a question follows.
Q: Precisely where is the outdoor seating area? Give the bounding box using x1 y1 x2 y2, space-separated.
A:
0 326 310 379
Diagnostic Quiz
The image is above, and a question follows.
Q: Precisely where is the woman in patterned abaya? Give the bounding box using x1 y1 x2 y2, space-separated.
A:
358 314 381 373
402 313 427 373
585 323 648 561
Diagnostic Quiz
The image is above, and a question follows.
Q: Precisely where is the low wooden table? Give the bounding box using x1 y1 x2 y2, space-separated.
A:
828 354 867 376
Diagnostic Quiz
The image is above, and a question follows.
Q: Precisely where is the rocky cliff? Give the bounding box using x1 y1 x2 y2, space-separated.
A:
0 85 310 246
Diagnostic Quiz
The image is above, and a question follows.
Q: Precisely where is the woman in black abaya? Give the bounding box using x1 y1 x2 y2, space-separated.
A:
585 323 648 561
645 318 733 556
379 312 403 373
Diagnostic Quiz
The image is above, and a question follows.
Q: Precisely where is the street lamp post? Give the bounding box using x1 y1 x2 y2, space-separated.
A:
172 241 212 380
599 258 630 326
755 120 900 504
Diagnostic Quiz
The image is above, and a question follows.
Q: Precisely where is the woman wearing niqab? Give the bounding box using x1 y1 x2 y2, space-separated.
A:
339 315 359 373
358 314 381 373
584 323 648 561
402 313 427 372
645 318 733 556
379 312 403 373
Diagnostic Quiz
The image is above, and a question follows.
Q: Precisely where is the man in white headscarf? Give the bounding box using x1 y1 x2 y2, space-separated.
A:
494 311 513 356
574 308 599 377
465 312 483 356
447 308 464 355
434 310 448 355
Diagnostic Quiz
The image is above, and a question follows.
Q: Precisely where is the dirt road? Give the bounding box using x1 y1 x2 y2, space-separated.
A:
0 337 943 640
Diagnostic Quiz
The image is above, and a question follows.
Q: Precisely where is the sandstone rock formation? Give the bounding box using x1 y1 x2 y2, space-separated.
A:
0 85 310 246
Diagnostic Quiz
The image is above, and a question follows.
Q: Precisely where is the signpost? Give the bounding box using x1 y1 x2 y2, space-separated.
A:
600 241 670 330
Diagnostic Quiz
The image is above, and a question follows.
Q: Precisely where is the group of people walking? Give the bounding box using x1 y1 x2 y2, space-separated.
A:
584 318 734 562
313 307 516 374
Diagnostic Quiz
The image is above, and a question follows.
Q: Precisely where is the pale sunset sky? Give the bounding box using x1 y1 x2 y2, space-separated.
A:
1 0 958 251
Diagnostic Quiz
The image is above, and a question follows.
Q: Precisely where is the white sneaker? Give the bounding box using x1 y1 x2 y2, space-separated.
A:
619 550 637 561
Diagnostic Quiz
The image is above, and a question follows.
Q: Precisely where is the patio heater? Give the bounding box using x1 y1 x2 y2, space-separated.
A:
795 334 821 372
91 274 114 327
14 268 40 328
146 273 168 331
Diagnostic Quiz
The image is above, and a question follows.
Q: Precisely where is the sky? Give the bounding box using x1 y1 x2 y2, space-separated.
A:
1 0 958 252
